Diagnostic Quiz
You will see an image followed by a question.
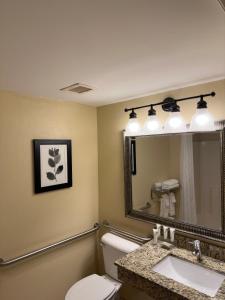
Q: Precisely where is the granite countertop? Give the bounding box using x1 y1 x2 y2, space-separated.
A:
115 242 225 300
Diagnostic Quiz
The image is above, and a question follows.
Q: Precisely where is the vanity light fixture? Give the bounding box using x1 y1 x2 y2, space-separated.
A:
190 96 215 132
124 92 216 135
125 109 141 135
164 102 186 133
143 105 162 133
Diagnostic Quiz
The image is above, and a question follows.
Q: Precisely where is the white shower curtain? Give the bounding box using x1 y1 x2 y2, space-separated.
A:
179 134 197 224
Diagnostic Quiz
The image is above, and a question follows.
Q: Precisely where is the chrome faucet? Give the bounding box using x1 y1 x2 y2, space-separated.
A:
189 240 202 262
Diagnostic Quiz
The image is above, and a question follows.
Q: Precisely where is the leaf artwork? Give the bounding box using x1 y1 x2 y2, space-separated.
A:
49 148 55 157
54 154 61 164
56 165 63 174
48 158 55 167
46 147 64 181
47 172 56 180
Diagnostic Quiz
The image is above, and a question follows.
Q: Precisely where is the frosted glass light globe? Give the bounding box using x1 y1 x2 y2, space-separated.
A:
190 108 215 131
164 112 186 133
125 118 141 135
143 115 162 134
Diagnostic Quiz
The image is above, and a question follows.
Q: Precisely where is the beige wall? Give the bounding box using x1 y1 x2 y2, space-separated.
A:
133 135 181 216
132 137 170 212
97 79 225 235
0 91 99 300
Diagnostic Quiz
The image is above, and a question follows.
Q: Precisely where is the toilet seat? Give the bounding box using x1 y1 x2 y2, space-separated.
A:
65 274 117 300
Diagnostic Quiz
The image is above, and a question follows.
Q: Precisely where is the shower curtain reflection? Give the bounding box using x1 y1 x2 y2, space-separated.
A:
179 134 197 224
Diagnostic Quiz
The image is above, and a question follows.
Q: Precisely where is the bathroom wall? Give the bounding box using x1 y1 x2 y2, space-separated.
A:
0 91 99 300
1 80 224 300
98 79 225 235
132 137 170 212
132 135 181 216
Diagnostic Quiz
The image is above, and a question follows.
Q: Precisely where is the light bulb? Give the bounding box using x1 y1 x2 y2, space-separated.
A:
190 108 215 131
164 112 186 133
125 110 141 135
143 115 162 134
125 118 141 135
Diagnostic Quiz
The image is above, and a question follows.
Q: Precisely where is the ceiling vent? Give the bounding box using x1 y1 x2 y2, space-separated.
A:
60 83 93 94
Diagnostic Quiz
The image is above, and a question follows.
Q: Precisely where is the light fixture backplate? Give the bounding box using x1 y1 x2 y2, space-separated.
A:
162 97 176 112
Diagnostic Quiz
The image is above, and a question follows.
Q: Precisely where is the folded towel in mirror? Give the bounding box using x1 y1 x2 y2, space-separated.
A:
162 179 178 186
162 179 179 190
152 182 162 190
162 183 179 190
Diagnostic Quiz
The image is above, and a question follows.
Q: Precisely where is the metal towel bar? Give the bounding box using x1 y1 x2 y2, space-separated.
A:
102 221 151 244
0 221 151 267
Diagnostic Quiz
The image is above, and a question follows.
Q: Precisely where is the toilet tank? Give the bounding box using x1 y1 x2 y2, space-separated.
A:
101 233 140 280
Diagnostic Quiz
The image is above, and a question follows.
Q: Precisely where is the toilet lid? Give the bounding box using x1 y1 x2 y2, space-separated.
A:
65 274 116 300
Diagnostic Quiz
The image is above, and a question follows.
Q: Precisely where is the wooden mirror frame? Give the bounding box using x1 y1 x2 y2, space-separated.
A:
124 121 225 241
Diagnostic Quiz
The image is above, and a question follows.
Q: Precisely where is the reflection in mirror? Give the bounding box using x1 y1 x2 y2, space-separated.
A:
131 132 222 231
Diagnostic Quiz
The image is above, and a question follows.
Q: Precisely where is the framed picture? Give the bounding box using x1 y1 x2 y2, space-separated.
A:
33 139 72 193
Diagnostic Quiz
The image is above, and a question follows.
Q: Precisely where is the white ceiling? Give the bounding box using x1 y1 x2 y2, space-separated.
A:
0 0 224 106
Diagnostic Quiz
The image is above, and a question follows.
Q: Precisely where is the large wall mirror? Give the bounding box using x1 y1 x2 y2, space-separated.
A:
124 122 225 240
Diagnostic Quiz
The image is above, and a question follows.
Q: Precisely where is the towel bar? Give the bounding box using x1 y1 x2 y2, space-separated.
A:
102 221 152 244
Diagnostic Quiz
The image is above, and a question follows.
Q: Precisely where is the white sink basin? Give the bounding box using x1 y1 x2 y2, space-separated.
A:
152 255 225 297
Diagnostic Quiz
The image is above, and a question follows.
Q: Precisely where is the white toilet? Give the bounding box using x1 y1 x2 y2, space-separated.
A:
65 232 140 300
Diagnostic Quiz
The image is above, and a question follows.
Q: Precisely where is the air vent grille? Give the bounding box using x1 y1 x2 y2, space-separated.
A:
60 83 92 94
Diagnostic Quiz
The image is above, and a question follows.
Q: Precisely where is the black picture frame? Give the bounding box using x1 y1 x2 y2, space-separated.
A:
33 139 72 193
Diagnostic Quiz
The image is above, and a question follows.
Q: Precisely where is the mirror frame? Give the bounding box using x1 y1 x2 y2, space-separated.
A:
124 121 225 241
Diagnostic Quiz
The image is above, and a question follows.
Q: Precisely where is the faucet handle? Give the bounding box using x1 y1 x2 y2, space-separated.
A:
193 240 201 248
188 240 202 262
188 240 201 254
188 240 200 246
